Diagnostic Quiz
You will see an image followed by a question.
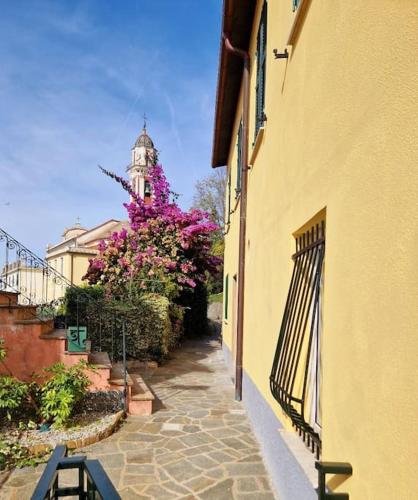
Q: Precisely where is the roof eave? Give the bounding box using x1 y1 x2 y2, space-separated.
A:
211 0 257 168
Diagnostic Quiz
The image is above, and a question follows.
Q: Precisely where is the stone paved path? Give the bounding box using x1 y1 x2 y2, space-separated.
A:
1 338 276 499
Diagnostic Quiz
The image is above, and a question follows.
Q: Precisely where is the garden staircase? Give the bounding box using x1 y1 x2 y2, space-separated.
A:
0 291 154 415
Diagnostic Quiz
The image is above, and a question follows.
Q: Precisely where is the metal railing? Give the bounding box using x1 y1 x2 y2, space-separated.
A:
0 227 105 346
31 445 120 499
0 228 73 307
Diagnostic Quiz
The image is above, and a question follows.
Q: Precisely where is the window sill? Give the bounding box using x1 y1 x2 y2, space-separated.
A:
249 127 265 167
287 0 312 46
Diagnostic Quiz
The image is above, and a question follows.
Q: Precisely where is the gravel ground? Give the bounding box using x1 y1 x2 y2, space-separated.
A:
0 391 124 449
19 413 122 448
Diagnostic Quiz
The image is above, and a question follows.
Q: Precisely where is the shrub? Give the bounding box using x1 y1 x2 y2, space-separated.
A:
38 362 90 427
94 294 173 362
64 287 178 362
169 303 185 350
63 285 105 327
0 376 29 420
127 293 172 360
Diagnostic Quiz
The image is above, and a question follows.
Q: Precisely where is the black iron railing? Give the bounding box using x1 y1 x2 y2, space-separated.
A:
270 221 325 457
0 227 104 342
316 461 353 499
31 445 120 499
0 228 74 305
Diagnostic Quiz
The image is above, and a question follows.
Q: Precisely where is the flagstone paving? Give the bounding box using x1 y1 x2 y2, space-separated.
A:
1 337 276 499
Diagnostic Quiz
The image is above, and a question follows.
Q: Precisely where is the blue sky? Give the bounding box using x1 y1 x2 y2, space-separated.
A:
0 1 221 255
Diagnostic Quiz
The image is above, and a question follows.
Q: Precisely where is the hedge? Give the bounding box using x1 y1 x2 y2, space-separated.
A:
63 288 180 362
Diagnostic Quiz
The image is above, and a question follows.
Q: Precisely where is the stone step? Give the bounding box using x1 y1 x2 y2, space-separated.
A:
0 304 40 323
88 351 112 368
39 328 67 340
14 318 54 336
127 370 154 415
130 372 155 402
109 363 134 387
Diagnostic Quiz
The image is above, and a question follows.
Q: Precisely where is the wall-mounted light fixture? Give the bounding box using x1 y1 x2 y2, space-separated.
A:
273 48 289 59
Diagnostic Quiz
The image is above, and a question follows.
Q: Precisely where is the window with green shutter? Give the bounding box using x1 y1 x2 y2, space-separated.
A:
255 1 267 138
224 274 229 320
236 120 242 198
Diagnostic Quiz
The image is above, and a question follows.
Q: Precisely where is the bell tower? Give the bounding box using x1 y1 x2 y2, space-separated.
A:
127 116 157 204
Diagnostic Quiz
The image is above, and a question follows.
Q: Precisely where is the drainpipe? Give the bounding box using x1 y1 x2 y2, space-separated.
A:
223 34 250 401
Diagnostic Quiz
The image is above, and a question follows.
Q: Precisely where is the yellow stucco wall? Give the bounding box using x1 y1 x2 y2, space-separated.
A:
70 254 92 286
222 1 418 498
46 252 93 300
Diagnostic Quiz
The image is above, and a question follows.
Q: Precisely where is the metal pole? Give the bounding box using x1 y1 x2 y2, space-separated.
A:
122 319 128 413
76 296 80 349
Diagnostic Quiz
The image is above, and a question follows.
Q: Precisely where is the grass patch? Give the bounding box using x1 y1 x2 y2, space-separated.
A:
208 293 223 304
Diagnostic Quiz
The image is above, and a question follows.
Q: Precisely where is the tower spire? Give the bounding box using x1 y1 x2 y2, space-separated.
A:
128 119 156 203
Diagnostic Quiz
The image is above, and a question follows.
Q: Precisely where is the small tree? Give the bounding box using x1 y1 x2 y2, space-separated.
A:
192 170 226 296
192 169 227 228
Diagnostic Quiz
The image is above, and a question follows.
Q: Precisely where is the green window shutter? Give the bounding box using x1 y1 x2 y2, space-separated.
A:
255 1 267 138
224 274 229 320
236 120 243 197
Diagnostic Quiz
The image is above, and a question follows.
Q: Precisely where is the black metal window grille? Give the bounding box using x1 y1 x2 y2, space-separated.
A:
255 1 267 138
236 120 243 197
270 221 325 457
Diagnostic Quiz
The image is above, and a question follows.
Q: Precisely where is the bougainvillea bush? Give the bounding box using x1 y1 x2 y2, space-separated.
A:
84 165 222 302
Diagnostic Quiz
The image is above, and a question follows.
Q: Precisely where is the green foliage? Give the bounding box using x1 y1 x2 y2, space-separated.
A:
208 292 223 304
63 285 105 327
168 303 185 350
211 238 224 257
64 285 180 361
206 237 224 296
111 293 173 361
0 440 40 470
0 376 29 420
38 362 90 427
0 339 6 362
0 342 90 430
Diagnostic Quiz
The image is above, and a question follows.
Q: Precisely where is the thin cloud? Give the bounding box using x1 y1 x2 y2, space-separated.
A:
0 1 220 255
